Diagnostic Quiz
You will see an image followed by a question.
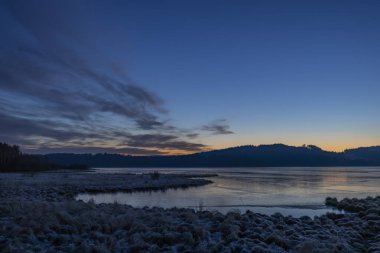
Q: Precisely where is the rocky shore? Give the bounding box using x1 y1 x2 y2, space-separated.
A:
0 172 379 253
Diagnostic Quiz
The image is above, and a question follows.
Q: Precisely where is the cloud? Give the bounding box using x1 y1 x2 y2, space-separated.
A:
25 146 166 156
0 112 207 154
0 1 227 155
1 1 168 129
202 119 234 135
125 134 207 152
0 41 205 153
186 133 199 138
0 112 112 148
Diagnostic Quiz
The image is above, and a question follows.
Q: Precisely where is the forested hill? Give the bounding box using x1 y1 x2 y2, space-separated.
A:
43 144 380 168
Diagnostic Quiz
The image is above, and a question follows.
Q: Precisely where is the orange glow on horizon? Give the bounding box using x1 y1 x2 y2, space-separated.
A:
119 141 380 156
210 142 380 153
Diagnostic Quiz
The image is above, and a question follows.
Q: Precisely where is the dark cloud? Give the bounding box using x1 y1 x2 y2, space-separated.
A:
0 113 111 147
186 133 200 139
125 85 166 111
0 1 168 130
125 134 206 152
25 146 166 156
202 119 234 135
0 112 206 154
0 43 167 130
0 1 226 154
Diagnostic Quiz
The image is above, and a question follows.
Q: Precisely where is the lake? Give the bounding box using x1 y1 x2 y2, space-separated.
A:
76 167 380 217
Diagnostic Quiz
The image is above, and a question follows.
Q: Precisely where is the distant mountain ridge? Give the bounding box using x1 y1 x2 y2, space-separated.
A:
44 144 380 167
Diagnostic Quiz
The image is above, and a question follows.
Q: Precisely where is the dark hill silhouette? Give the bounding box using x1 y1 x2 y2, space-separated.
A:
344 146 380 164
43 144 380 168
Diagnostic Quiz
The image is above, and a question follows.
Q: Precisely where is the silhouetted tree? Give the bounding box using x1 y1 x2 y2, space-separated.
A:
0 143 22 170
0 142 88 172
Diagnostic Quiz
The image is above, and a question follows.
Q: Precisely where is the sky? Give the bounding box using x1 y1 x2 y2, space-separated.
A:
0 0 379 155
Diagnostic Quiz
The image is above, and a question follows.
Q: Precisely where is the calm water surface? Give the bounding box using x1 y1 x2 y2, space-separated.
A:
76 167 380 217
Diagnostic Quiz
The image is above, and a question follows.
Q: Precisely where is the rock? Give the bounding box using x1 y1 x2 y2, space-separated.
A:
264 232 290 250
325 197 338 207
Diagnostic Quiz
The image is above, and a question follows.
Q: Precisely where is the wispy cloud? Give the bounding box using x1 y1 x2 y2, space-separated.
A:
125 134 206 152
202 119 234 135
26 146 167 156
0 1 229 155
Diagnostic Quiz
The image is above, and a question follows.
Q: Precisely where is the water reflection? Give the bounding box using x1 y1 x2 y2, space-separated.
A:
77 167 380 217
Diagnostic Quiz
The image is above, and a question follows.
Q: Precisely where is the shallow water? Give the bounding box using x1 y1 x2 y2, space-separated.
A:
77 167 380 217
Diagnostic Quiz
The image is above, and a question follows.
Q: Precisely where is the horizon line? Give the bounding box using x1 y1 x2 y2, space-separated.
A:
24 143 380 156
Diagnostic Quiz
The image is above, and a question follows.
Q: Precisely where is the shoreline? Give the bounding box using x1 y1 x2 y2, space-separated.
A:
0 172 213 202
0 172 379 252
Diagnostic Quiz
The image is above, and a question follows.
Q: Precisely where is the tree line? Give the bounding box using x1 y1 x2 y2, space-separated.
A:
0 142 88 172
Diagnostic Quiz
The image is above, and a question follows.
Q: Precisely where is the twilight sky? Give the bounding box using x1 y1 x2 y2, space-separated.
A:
0 0 379 155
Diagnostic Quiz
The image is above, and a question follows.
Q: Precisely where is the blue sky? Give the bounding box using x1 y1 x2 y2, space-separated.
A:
0 0 379 154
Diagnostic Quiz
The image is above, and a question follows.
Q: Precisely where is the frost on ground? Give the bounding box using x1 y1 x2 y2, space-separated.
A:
0 172 379 253
0 172 213 201
325 196 380 252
